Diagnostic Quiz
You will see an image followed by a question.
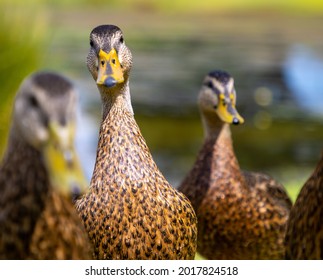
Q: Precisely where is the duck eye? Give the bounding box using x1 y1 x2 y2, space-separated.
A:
205 81 213 89
119 36 124 44
28 95 39 108
90 40 94 47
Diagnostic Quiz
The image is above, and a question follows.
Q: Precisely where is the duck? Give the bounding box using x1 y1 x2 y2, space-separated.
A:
0 71 93 259
178 70 292 259
75 24 197 260
285 152 323 259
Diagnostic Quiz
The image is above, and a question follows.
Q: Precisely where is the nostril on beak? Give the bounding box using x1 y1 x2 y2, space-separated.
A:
232 118 240 125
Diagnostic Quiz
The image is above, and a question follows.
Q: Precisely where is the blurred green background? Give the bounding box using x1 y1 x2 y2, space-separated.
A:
2 0 323 202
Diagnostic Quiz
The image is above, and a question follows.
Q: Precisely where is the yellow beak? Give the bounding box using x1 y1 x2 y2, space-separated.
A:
96 48 124 88
217 93 244 125
43 121 88 200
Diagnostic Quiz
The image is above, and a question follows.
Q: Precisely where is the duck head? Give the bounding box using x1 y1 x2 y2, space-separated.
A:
198 70 244 126
86 25 133 90
13 72 88 201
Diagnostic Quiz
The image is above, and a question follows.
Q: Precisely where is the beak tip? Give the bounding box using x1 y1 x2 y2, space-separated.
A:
105 77 117 88
97 77 117 88
232 117 244 125
232 118 240 125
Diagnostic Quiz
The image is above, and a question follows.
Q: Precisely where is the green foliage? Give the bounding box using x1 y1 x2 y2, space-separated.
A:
0 1 48 156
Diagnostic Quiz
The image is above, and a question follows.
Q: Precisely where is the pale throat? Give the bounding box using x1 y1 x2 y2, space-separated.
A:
201 110 232 142
201 112 241 177
99 80 134 119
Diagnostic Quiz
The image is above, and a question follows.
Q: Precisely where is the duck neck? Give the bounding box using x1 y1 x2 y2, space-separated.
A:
91 81 161 190
0 127 49 258
99 80 134 120
0 127 49 192
179 118 242 211
207 123 238 170
201 112 240 172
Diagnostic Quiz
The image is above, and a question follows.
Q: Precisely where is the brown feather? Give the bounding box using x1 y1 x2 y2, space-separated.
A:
285 153 323 259
179 71 291 259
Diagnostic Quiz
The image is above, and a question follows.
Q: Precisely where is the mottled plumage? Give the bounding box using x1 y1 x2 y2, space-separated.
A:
285 153 323 259
0 72 92 259
76 25 197 259
179 70 292 259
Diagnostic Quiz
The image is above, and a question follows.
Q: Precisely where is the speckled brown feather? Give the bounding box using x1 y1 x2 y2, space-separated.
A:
29 191 92 259
285 153 323 259
179 70 291 259
76 24 197 260
76 105 197 259
0 132 92 259
0 135 48 259
179 120 291 260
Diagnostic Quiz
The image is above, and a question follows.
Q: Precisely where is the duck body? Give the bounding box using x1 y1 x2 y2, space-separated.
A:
76 25 197 260
179 70 291 259
285 154 323 259
29 190 92 259
0 72 92 259
77 104 196 259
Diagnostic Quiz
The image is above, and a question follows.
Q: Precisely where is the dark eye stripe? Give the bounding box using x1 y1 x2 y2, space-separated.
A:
205 81 213 88
204 81 221 95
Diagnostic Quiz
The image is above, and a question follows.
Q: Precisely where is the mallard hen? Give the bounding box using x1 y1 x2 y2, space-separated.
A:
75 24 197 260
0 72 92 259
178 70 292 259
285 152 323 259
